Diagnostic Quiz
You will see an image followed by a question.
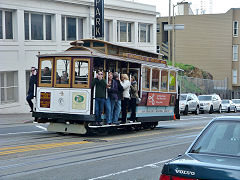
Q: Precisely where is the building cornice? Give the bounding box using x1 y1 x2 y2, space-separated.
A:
51 0 157 15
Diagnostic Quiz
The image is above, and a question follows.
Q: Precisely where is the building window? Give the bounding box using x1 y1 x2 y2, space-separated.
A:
233 21 238 37
138 23 151 43
62 16 83 41
233 45 238 61
0 71 18 104
157 23 160 33
232 69 237 84
117 21 132 42
24 12 53 40
105 20 111 42
0 10 13 40
157 45 160 53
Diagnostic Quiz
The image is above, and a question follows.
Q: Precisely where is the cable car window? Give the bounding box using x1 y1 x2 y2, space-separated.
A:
142 67 150 90
39 58 53 86
152 68 159 91
55 58 71 87
161 70 168 91
169 71 176 91
73 58 90 88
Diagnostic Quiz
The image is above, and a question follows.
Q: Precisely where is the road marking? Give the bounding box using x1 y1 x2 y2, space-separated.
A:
0 131 44 136
0 141 90 156
35 125 47 131
102 126 205 141
89 158 172 180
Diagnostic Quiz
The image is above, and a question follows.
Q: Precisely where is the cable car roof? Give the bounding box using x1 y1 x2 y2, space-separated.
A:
37 39 181 71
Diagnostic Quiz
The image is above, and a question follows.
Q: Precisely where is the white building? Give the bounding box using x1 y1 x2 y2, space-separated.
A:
0 0 157 114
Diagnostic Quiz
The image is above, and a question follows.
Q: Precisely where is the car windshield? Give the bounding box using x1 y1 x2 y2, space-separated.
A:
180 95 187 100
222 100 229 104
232 99 240 104
198 96 212 101
190 120 240 157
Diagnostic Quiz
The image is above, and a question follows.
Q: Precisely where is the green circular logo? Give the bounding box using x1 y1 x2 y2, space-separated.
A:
75 95 84 103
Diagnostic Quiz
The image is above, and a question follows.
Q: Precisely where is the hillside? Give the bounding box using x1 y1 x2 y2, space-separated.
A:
167 61 213 79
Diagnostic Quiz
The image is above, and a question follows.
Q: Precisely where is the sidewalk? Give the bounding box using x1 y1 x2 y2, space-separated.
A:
0 113 33 125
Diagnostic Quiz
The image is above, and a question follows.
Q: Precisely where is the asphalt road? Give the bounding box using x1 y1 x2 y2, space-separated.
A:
0 112 239 180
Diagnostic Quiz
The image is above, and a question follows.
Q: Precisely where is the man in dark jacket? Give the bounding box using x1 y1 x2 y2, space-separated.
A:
91 70 107 126
112 72 123 124
26 67 37 112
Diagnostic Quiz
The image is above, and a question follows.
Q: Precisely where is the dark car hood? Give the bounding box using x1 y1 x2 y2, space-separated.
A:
162 153 240 180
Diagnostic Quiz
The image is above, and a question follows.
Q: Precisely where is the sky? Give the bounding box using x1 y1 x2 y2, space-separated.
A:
127 0 240 16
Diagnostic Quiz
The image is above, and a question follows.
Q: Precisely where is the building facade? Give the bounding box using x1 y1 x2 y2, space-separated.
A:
157 7 240 90
0 0 157 114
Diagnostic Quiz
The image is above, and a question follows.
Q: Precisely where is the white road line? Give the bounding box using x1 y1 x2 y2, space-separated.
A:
35 125 47 131
88 159 171 180
0 131 44 136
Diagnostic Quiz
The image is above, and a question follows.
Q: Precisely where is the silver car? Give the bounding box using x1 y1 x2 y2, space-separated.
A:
232 99 240 111
179 93 200 115
221 99 237 113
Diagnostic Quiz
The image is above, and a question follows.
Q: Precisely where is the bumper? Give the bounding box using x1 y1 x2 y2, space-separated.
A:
179 106 186 112
200 106 210 112
221 106 229 111
32 112 95 123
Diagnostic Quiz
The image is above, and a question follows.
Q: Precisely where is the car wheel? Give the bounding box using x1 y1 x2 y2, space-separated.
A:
218 105 222 113
183 106 188 115
200 110 204 114
209 105 213 114
195 106 199 115
228 107 230 113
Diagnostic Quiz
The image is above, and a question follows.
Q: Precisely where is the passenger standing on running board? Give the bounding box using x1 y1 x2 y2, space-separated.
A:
106 72 119 125
120 74 131 124
91 70 107 126
26 67 37 112
112 72 123 124
130 76 138 122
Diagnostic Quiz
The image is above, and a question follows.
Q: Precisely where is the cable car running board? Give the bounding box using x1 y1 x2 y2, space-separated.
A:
89 122 141 128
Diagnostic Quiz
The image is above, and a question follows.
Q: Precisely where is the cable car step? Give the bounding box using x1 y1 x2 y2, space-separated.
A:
89 122 141 128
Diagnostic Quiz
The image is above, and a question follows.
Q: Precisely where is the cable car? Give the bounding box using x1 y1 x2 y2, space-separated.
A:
33 39 180 134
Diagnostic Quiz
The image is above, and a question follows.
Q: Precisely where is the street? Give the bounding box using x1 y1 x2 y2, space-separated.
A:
0 112 239 180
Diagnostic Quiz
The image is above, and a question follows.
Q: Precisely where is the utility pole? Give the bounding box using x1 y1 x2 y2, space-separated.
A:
168 0 171 64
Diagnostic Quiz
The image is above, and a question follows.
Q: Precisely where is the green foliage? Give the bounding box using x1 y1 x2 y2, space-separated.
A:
166 60 194 71
178 76 206 94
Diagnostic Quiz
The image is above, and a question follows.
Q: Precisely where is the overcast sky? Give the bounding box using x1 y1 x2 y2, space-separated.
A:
128 0 240 16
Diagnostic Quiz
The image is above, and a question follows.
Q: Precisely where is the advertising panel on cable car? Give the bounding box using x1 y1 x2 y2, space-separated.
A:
32 39 181 135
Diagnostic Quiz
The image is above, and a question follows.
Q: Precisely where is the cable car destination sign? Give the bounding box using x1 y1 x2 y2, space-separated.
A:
123 53 167 65
94 0 104 38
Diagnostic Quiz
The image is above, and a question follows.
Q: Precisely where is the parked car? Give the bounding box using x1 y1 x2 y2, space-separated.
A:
198 94 222 114
179 93 200 115
221 99 237 113
159 116 240 180
232 99 240 111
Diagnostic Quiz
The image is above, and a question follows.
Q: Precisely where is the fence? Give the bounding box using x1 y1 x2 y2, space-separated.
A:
178 76 239 99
